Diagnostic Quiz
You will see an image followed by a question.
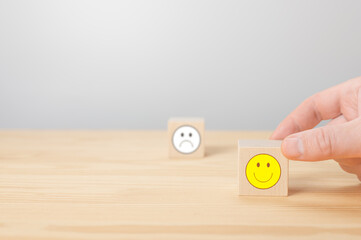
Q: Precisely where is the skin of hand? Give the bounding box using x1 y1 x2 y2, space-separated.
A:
270 76 361 181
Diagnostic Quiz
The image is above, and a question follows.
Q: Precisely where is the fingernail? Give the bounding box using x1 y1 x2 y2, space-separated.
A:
282 136 304 159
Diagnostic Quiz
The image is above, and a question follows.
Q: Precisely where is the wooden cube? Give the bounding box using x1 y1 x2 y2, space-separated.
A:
238 140 288 196
168 118 205 158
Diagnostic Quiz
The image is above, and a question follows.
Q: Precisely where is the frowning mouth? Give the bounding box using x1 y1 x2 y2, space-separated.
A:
179 140 194 148
254 173 273 183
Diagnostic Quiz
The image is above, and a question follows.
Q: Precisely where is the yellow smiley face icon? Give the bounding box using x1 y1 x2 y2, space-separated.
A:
246 154 281 189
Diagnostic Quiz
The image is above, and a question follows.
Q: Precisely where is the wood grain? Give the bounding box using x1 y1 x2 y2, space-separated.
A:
0 130 361 239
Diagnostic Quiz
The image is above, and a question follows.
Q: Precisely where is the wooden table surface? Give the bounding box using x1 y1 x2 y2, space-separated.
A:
1 131 361 239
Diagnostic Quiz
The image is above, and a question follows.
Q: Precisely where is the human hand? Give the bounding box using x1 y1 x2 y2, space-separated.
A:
271 77 361 181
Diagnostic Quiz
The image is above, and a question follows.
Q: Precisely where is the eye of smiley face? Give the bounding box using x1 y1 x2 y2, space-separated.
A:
245 154 281 189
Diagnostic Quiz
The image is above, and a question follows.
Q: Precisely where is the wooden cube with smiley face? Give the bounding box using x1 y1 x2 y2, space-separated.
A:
238 140 288 196
168 118 205 159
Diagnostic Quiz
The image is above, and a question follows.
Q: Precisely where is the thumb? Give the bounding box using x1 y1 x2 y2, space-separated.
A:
281 118 361 161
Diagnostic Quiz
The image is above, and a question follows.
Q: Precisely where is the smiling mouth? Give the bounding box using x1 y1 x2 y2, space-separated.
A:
254 173 273 183
179 140 194 148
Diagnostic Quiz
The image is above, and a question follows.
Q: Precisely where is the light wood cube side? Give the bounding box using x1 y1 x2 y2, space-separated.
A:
238 140 288 196
168 118 205 159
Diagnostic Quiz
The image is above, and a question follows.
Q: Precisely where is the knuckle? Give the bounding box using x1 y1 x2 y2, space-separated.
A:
313 128 335 158
305 94 323 121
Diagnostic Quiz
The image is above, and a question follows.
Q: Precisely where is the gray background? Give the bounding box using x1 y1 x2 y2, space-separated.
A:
1 0 360 130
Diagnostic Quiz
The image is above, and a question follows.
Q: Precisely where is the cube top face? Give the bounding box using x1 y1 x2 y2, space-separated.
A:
238 139 282 148
238 140 288 196
169 117 204 122
168 118 204 158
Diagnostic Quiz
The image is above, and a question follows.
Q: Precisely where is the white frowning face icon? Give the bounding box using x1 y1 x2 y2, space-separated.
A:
172 126 201 154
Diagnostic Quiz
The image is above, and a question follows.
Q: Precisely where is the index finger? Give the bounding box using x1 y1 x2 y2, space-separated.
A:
270 84 342 140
